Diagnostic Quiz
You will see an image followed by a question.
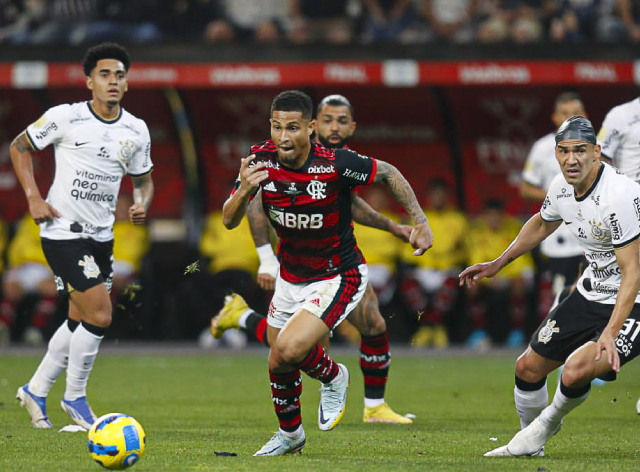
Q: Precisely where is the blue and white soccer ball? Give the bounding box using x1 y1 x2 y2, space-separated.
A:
87 413 146 470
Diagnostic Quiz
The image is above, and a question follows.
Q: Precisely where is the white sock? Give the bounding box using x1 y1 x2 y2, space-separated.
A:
280 424 303 438
64 324 103 401
238 310 253 329
28 320 74 397
364 398 385 408
539 382 590 431
514 382 548 429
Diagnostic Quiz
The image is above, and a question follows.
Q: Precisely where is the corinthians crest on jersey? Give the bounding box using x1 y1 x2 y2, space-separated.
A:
540 163 640 304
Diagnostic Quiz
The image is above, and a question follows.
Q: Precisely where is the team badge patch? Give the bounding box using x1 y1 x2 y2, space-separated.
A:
589 219 608 242
78 255 100 279
538 319 560 344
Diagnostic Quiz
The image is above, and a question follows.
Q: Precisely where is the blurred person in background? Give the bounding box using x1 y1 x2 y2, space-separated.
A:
1 214 58 346
155 0 220 41
548 0 599 42
465 200 535 348
400 179 468 349
0 0 46 44
361 0 417 42
212 94 416 425
289 0 353 44
205 0 286 43
616 0 640 42
521 92 586 309
419 0 481 43
477 0 546 43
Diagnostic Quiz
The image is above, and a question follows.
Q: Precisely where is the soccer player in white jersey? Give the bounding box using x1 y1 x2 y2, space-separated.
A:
597 96 640 412
10 43 154 429
521 92 586 296
461 116 640 457
597 96 640 181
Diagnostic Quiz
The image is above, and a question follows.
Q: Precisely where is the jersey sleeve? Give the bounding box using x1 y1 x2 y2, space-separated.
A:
597 108 625 161
128 122 154 177
521 140 544 187
25 104 70 151
604 183 640 248
539 176 563 222
335 149 377 188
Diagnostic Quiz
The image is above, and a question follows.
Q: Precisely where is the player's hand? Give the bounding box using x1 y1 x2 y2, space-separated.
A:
595 328 620 373
28 196 61 224
389 222 413 243
257 255 279 291
129 203 147 225
240 154 269 195
409 222 433 256
459 261 501 288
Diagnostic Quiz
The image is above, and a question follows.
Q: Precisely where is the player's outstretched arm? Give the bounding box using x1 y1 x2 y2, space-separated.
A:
247 191 278 290
222 155 268 229
459 213 561 288
10 132 60 224
595 238 640 372
130 173 154 225
351 195 412 242
373 160 432 254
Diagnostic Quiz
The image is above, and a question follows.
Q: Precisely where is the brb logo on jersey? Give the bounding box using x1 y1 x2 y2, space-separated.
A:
269 208 323 229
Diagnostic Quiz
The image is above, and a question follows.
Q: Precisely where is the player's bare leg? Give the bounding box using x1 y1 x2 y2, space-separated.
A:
60 284 111 429
347 284 411 424
255 311 349 456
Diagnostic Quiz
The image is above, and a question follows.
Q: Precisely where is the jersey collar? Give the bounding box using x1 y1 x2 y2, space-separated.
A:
87 102 122 124
574 162 604 202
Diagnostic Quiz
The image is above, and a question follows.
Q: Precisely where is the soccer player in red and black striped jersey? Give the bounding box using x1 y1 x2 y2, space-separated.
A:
213 94 418 426
222 90 432 456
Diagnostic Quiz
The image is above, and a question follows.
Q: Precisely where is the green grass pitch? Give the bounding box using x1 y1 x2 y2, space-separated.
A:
2 350 640 471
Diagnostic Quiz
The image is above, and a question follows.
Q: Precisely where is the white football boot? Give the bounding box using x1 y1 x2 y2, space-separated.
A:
254 429 306 456
318 363 349 431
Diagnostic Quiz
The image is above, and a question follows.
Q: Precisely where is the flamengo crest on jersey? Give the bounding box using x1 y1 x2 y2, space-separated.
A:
231 140 377 283
597 98 640 182
540 163 640 304
25 102 153 242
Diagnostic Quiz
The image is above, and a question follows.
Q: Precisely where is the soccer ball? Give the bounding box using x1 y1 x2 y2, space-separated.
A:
87 413 146 470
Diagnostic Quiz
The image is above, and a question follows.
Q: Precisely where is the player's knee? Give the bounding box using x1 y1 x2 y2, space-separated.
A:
562 357 593 387
515 355 545 383
272 338 307 366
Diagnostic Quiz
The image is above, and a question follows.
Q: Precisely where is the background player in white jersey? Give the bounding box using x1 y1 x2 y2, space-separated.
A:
597 95 640 180
10 43 154 429
212 94 415 425
461 116 640 457
223 91 432 456
521 92 586 296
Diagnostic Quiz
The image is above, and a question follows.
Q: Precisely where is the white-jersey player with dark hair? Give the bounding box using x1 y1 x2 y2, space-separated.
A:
521 92 586 296
11 42 154 429
462 116 640 457
597 96 640 412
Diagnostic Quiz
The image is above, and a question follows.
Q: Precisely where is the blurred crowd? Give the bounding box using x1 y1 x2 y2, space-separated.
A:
0 0 638 45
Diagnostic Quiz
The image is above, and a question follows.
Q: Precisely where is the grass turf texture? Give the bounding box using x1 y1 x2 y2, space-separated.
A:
1 351 640 471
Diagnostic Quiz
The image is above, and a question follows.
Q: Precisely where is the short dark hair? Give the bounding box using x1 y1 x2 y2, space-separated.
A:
316 94 354 119
271 90 313 120
429 178 449 191
82 43 131 77
554 91 583 110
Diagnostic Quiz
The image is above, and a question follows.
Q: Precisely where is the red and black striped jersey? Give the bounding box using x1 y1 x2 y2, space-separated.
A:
231 139 377 283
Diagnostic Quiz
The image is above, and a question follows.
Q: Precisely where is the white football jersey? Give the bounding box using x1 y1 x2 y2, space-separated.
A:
597 97 640 182
540 163 640 304
25 102 153 242
522 132 583 258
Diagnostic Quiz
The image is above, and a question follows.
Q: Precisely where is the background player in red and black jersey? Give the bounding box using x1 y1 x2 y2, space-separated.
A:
222 91 432 455
213 94 417 425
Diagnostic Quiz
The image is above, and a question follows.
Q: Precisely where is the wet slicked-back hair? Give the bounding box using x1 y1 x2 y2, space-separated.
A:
316 94 354 119
82 42 131 77
271 90 313 120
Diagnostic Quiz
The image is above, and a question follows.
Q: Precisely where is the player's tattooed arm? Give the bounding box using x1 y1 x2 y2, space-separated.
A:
130 173 154 225
247 191 271 247
11 132 35 153
373 160 427 226
351 195 412 242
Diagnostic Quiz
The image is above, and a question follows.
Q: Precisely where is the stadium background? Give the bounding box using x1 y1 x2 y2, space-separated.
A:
1 0 639 347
